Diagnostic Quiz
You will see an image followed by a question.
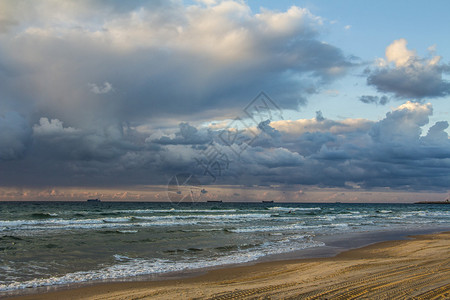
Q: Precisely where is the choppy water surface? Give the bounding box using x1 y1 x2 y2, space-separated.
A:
0 201 449 291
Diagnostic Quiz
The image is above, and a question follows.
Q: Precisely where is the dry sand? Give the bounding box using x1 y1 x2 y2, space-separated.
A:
8 231 450 300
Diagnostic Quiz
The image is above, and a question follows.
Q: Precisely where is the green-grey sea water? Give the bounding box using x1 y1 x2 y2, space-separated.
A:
0 201 449 292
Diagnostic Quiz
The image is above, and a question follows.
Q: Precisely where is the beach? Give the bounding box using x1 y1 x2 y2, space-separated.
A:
8 231 450 299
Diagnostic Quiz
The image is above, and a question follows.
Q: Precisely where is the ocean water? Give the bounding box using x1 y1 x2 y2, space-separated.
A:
0 201 449 293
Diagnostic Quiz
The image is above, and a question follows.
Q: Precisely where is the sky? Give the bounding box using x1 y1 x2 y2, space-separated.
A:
0 0 449 202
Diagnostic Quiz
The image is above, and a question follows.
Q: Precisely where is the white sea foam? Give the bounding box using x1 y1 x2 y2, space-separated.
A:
268 207 321 212
316 215 336 221
113 254 132 261
0 238 324 292
0 213 272 232
114 209 238 214
116 230 138 234
333 214 371 219
229 223 308 233
330 223 349 227
134 213 271 221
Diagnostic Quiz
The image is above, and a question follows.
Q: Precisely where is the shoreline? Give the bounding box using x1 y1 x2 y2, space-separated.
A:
5 229 450 299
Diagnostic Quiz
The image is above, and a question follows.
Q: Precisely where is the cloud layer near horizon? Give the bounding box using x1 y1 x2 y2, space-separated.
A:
1 100 449 191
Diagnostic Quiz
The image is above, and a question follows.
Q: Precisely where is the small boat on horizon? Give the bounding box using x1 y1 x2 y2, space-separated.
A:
262 200 274 203
415 199 449 204
206 200 223 203
87 199 101 203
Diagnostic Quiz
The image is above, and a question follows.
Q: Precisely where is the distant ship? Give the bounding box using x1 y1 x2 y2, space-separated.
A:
262 200 274 203
206 200 223 203
87 199 101 203
415 199 449 204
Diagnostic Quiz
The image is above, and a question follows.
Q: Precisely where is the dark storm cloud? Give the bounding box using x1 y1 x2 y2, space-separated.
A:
0 112 31 160
0 0 353 188
294 131 336 156
242 102 449 190
0 0 355 129
32 118 141 161
0 101 449 190
151 123 210 145
422 121 449 144
254 120 281 147
365 39 450 99
162 102 448 190
367 64 450 99
0 0 357 188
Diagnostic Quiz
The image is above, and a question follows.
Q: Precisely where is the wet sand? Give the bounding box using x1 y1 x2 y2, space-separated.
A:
8 231 450 299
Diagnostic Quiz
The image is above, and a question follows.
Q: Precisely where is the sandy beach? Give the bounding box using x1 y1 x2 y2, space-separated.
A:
7 231 449 300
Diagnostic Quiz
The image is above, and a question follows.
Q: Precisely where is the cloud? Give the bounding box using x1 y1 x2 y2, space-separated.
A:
88 82 114 94
33 117 77 135
0 1 20 34
0 112 31 160
257 120 281 140
0 101 448 191
0 0 354 128
254 102 448 190
385 38 415 67
315 111 325 121
0 2 448 194
271 115 372 136
241 146 304 169
369 101 431 143
150 122 211 145
0 1 357 190
0 17 17 34
359 95 389 105
366 39 450 99
421 121 449 144
31 118 136 164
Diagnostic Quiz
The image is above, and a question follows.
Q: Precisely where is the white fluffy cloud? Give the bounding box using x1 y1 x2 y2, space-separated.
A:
33 117 77 135
370 101 432 143
271 117 372 136
385 38 416 67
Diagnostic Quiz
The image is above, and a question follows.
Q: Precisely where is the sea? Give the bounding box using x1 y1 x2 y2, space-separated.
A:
0 201 449 294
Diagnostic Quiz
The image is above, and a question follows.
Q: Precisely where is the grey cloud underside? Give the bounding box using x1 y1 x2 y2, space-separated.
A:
0 112 30 160
4 37 351 124
1 104 449 191
366 59 450 99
